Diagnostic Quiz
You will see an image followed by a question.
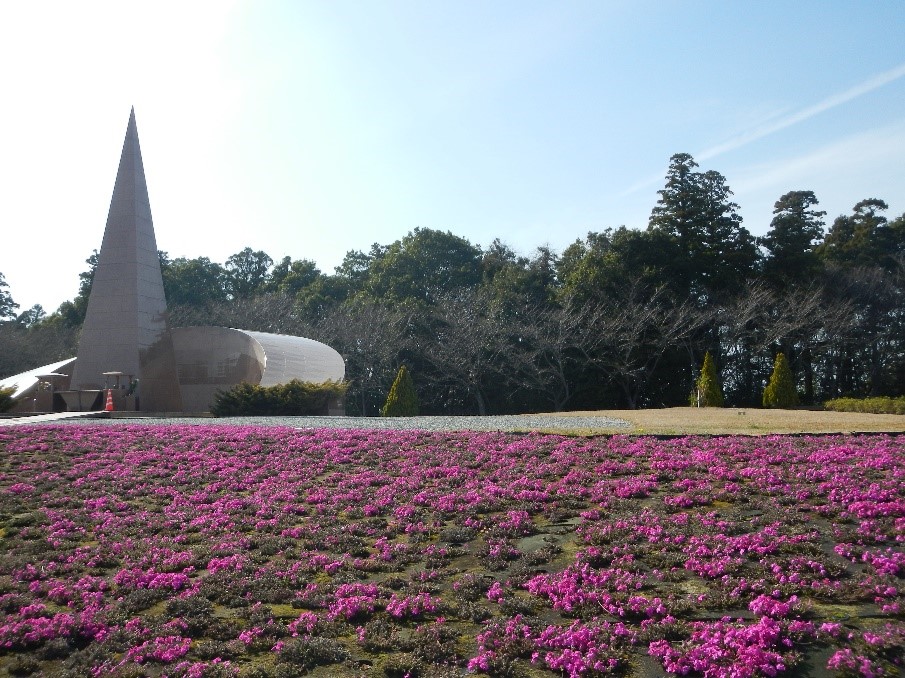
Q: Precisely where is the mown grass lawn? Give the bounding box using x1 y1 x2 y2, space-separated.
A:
528 407 905 436
0 425 902 677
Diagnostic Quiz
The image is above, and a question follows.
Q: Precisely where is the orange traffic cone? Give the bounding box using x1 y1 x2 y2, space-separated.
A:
104 389 115 412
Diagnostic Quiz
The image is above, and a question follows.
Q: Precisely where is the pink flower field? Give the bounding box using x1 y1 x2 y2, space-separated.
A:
0 426 902 677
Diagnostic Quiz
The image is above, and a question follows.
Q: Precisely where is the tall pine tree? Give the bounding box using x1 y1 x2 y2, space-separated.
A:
649 153 757 301
759 190 825 290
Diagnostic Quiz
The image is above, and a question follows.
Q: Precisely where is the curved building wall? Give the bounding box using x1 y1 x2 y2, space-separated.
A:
239 330 345 387
170 326 345 413
171 327 266 412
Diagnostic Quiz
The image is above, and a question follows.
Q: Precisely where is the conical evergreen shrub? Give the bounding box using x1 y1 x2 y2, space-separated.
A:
762 353 799 408
382 365 419 417
690 351 724 407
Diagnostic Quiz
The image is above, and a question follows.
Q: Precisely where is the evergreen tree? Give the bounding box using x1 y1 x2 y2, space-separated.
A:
696 169 758 295
163 256 228 307
54 250 99 326
381 365 419 417
0 272 19 320
648 153 757 300
759 190 825 289
365 228 483 304
224 247 273 299
690 351 724 407
818 199 904 271
762 353 799 408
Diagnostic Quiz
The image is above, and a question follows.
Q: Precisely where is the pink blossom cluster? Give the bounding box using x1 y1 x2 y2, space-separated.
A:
124 634 191 664
113 566 195 591
649 616 791 677
386 591 441 619
525 563 645 615
328 582 381 620
0 425 901 675
469 614 636 677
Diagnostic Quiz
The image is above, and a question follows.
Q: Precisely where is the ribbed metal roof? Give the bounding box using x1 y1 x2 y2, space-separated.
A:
237 329 345 385
0 358 77 399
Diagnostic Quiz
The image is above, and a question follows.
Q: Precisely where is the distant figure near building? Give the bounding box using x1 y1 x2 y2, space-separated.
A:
0 109 344 414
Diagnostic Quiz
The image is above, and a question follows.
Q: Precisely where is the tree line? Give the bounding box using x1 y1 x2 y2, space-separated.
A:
2 152 903 414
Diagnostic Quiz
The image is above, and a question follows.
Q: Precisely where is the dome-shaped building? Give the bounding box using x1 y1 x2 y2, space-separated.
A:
0 110 345 415
171 327 345 413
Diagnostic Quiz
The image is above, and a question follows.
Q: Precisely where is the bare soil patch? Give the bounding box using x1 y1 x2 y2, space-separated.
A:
539 406 905 436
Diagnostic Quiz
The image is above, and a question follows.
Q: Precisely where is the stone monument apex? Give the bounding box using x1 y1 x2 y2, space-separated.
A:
68 108 183 411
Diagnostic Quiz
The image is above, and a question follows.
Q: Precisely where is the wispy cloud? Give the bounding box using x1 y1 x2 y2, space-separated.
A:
617 62 905 200
723 117 905 236
732 118 905 198
698 62 905 161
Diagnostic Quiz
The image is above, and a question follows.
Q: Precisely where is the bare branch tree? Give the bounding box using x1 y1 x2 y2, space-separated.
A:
512 296 608 411
423 290 517 415
593 280 706 409
314 301 414 416
168 292 312 336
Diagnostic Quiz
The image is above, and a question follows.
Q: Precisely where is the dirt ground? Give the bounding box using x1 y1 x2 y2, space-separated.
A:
537 406 905 436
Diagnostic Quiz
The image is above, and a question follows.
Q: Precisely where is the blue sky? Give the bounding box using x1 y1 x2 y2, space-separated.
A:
1 1 903 312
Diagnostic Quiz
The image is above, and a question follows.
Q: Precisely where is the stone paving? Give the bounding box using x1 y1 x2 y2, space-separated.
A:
4 413 631 432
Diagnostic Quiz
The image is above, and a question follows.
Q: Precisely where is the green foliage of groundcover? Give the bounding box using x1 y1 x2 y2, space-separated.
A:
690 351 724 407
211 379 347 416
823 396 905 415
381 365 419 417
763 353 799 408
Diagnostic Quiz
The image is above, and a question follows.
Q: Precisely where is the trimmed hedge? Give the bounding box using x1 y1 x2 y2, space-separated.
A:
823 396 905 415
211 380 347 417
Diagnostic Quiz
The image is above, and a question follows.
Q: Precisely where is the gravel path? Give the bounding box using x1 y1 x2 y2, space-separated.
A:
46 413 631 432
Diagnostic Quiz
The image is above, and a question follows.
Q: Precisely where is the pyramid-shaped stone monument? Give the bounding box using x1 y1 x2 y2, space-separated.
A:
1 108 344 415
69 108 183 411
